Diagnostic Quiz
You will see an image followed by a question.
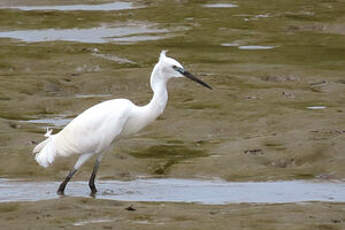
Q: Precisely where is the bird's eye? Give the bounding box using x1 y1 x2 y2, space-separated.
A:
172 65 181 72
172 65 185 74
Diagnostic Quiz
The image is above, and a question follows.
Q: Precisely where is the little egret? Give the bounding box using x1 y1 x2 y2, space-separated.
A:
33 50 212 195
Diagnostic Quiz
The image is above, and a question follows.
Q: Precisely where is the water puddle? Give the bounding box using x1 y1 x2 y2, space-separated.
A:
221 42 240 47
203 3 238 8
306 106 327 110
92 53 136 64
221 44 277 50
0 2 141 11
0 178 344 204
236 14 272 22
74 94 112 99
0 24 169 44
238 45 276 50
108 35 169 44
253 14 271 19
21 117 72 127
73 219 115 226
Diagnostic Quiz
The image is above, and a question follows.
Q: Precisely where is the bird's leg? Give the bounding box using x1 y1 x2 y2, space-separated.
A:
57 153 94 195
57 169 77 195
89 153 104 196
89 160 100 195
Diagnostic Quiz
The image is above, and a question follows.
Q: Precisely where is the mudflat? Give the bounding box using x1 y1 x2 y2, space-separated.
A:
0 0 344 229
1 198 345 230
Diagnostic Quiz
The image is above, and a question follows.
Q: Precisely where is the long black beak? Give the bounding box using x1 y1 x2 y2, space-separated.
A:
173 66 212 90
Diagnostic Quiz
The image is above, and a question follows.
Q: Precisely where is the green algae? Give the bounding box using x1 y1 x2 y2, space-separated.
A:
0 203 20 213
128 144 207 175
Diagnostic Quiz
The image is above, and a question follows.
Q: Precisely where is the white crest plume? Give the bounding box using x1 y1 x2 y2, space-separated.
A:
159 50 168 60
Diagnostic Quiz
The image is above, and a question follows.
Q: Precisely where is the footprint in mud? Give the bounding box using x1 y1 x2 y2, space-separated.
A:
244 149 264 155
282 91 296 99
125 205 136 211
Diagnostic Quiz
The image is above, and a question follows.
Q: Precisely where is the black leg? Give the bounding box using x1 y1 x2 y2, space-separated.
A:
57 169 77 195
89 160 100 195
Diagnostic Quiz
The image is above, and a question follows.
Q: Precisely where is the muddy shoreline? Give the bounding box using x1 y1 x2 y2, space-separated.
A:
1 198 345 230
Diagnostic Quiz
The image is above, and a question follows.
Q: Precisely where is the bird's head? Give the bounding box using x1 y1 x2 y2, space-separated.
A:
157 50 212 89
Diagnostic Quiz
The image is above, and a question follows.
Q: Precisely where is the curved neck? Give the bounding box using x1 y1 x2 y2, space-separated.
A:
147 64 168 115
121 61 169 137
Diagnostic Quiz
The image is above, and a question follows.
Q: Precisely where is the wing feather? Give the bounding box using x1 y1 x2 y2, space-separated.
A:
53 99 133 156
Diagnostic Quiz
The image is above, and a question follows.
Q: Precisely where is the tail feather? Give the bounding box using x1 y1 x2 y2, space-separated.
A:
33 136 57 168
33 138 49 154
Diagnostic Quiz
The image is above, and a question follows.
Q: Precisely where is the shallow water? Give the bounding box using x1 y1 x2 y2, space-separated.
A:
74 94 113 99
0 2 140 11
203 3 238 8
73 219 114 226
220 44 276 50
238 45 276 50
306 106 327 110
0 25 169 43
220 43 240 47
91 53 136 64
22 117 72 127
0 178 344 204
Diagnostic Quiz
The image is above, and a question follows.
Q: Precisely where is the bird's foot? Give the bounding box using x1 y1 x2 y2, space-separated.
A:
57 183 67 196
89 191 97 198
57 189 65 196
89 189 97 198
89 184 97 197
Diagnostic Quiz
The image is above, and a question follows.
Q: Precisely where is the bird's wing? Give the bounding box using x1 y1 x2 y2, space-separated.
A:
53 99 134 156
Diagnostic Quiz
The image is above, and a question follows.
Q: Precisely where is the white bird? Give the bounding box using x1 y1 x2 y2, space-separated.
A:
33 50 212 195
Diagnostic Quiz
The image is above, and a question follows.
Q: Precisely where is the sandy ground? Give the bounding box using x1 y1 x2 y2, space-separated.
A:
0 0 345 229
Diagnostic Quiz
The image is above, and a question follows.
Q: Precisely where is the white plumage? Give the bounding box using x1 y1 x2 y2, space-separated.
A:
34 99 132 167
33 50 212 195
